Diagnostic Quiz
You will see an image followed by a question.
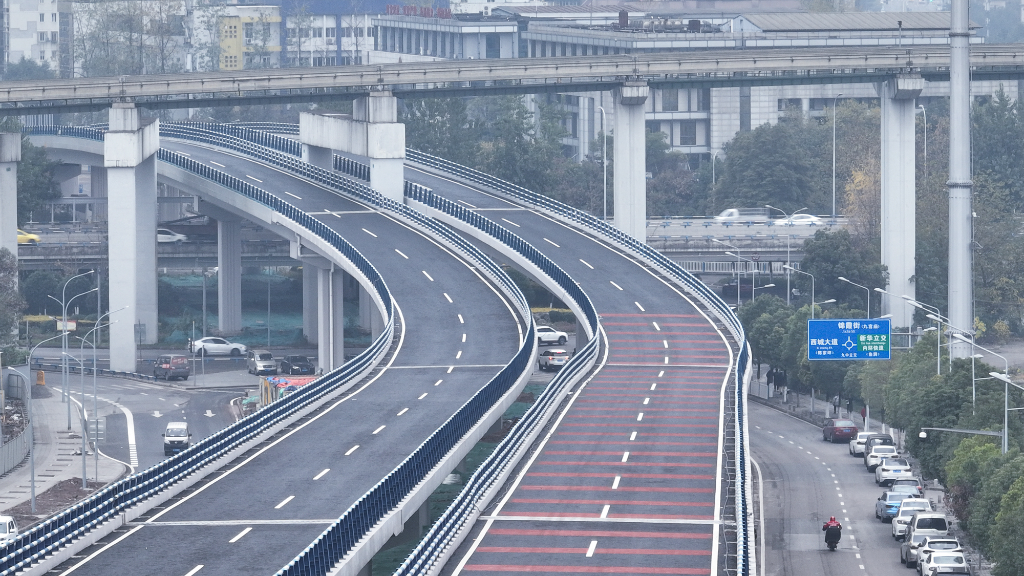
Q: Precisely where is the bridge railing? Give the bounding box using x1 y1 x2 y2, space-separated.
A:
395 185 602 576
405 148 753 576
3 127 396 576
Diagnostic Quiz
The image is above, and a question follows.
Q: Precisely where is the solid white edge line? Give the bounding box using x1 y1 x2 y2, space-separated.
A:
751 456 766 576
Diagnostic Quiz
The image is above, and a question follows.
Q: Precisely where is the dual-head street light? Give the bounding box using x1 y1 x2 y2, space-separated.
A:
837 276 871 318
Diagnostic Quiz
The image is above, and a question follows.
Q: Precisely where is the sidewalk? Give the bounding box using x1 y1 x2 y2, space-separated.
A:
0 368 127 529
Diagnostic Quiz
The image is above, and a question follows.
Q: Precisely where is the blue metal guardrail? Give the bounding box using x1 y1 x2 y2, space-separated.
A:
6 126 397 576
157 125 553 575
405 149 754 576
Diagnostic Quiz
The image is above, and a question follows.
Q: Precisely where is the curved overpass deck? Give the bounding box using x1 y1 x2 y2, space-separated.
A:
404 166 739 574
39 137 529 576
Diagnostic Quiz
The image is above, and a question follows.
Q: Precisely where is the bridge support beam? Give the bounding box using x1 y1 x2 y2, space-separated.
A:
217 218 243 334
0 133 21 257
359 283 383 340
299 91 406 203
303 264 318 344
105 104 159 372
317 264 345 372
877 76 922 328
612 82 649 242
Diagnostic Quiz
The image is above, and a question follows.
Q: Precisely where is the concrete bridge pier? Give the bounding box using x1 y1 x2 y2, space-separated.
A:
299 91 406 203
302 264 318 345
105 103 159 372
195 200 244 334
877 76 922 328
0 133 21 257
612 82 649 242
358 284 384 340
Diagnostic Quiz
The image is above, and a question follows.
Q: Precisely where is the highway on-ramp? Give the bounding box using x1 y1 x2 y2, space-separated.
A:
405 165 738 575
45 139 527 576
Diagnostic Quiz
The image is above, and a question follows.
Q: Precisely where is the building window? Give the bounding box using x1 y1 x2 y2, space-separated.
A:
662 88 678 112
51 31 58 42
326 27 336 37
313 27 323 38
39 13 45 22
51 13 56 21
39 32 48 42
679 121 697 145
313 56 324 66
328 56 337 65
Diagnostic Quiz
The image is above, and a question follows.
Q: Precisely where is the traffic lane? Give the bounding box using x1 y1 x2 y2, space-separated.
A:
152 365 509 524
750 401 908 576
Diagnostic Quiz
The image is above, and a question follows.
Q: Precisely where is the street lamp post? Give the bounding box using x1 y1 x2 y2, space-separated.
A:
832 93 844 220
784 265 816 318
77 307 124 485
596 105 608 222
726 252 765 304
969 353 984 415
753 283 775 299
711 151 718 188
903 296 946 374
766 205 806 306
48 277 98 431
838 276 871 318
950 332 1010 454
712 238 741 307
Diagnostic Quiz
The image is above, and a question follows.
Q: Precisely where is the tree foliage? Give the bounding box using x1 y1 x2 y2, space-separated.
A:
402 98 479 167
17 138 62 225
2 57 55 81
0 249 25 347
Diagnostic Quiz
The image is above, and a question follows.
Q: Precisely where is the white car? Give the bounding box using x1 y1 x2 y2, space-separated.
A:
192 337 247 357
865 444 898 471
917 551 970 575
773 213 822 226
539 349 570 371
892 499 932 539
0 515 17 545
157 228 188 244
903 537 961 569
536 326 568 346
876 457 913 486
849 431 873 456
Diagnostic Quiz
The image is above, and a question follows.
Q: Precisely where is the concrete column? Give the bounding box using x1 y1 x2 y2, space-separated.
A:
299 91 405 203
301 144 333 171
0 133 22 257
612 82 649 241
217 218 243 333
105 103 160 372
358 283 383 339
303 264 318 344
877 78 922 328
91 167 108 222
316 265 345 372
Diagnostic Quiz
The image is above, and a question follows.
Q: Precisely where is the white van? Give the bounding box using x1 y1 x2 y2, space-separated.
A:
905 512 951 542
714 208 770 223
0 515 17 544
163 422 192 456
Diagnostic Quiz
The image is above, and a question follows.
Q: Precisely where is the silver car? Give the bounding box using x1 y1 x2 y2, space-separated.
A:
538 349 570 371
247 350 277 375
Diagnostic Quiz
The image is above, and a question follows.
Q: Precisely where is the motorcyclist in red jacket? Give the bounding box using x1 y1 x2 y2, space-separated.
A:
823 516 842 531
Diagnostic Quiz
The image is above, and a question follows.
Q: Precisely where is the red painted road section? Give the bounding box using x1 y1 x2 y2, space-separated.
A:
457 313 730 575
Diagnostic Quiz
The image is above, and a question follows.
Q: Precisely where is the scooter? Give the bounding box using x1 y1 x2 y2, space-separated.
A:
824 526 842 551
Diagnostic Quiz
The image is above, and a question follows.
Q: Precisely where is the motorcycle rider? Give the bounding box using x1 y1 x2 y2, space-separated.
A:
822 516 842 548
822 516 842 532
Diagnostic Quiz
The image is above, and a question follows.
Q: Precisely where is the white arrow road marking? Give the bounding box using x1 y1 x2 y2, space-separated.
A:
152 411 163 418
204 410 215 417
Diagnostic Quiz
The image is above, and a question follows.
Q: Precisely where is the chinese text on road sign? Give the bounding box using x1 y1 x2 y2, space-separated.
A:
808 319 891 361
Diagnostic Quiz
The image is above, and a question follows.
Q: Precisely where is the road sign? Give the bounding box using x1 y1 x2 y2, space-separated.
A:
808 319 891 361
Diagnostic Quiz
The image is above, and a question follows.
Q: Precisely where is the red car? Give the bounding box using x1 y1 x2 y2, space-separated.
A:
823 418 859 443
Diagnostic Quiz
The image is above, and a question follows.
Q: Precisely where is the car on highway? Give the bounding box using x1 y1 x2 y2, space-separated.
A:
0 516 18 545
157 228 188 244
892 477 926 498
162 421 192 456
539 349 570 371
191 336 247 357
773 213 822 226
865 444 898 471
875 457 913 486
917 550 969 575
849 431 874 456
714 208 770 223
246 350 277 375
153 354 191 381
906 511 951 541
536 326 568 346
822 418 858 443
876 490 913 522
893 500 937 540
16 229 39 245
903 537 961 569
279 355 315 375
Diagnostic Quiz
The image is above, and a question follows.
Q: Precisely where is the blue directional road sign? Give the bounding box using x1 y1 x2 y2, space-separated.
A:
808 319 891 361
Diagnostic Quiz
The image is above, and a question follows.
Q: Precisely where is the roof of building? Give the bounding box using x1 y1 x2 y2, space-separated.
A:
494 4 638 15
739 11 975 32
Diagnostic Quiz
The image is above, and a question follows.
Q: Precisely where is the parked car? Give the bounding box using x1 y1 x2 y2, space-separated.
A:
0 515 18 545
917 551 969 575
865 444 899 471
246 350 277 375
191 337 246 357
849 431 874 456
280 355 315 375
903 537 961 569
894 501 939 540
157 228 187 244
16 229 39 245
153 354 191 381
906 511 951 542
892 507 918 540
864 433 895 452
876 457 913 486
876 490 913 522
822 418 858 443
537 326 568 346
539 349 570 371
773 213 822 226
892 477 926 498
